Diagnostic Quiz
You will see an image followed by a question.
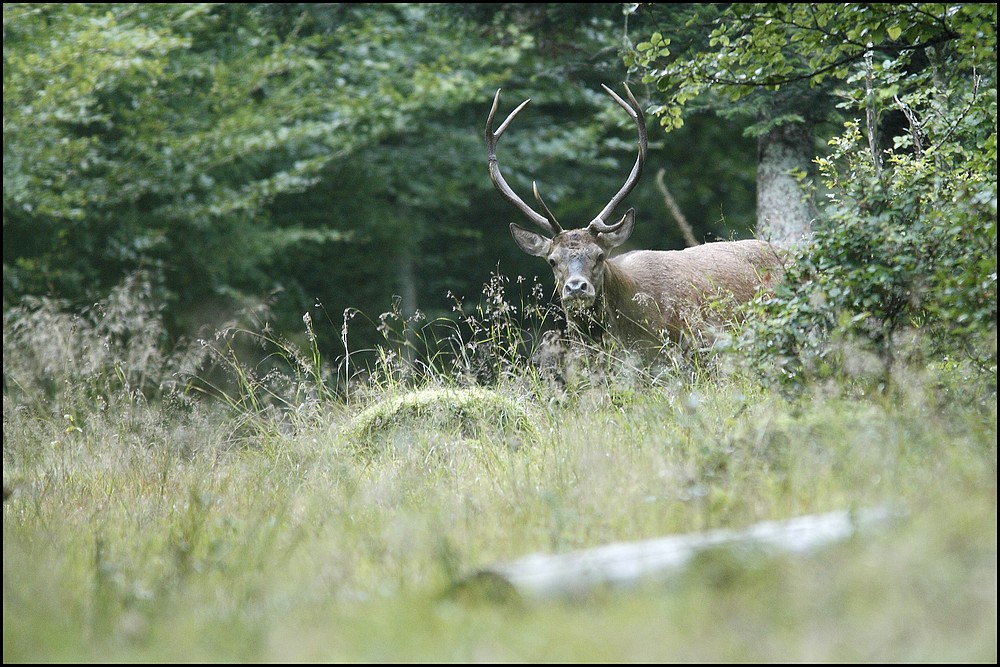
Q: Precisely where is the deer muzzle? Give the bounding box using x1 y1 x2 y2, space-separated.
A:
562 277 597 310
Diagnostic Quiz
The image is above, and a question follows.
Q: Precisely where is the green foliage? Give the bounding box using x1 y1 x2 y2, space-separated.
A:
2 3 529 338
4 4 343 323
628 4 995 131
737 7 997 386
628 3 997 384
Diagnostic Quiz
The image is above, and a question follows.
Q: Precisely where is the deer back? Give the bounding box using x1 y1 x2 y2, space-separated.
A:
602 239 784 345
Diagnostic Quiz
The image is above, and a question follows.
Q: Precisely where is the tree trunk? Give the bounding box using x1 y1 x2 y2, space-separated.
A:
757 121 815 247
397 242 419 368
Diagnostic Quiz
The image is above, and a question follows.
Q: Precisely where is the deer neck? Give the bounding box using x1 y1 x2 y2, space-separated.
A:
560 259 657 346
596 259 667 346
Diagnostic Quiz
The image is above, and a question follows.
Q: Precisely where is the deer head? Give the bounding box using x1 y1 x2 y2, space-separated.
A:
486 83 647 313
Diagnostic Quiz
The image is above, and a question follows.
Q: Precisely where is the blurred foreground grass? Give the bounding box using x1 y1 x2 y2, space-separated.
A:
4 359 995 662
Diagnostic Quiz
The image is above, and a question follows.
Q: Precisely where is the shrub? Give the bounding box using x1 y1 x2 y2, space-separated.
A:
743 56 997 389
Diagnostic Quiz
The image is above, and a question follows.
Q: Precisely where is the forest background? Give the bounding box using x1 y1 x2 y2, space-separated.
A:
3 3 996 663
4 3 996 374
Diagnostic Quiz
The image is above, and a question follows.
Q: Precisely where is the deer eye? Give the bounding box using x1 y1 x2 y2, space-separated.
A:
596 251 606 263
548 257 557 267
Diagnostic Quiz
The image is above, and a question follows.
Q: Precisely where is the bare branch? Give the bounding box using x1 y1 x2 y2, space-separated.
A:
655 168 698 247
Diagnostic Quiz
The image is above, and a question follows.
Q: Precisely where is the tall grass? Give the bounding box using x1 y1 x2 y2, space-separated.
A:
3 272 996 662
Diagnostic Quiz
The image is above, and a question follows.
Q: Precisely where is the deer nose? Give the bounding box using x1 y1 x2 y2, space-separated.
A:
563 278 594 301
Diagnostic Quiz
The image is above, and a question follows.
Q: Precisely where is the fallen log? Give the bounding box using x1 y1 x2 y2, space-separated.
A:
452 507 893 603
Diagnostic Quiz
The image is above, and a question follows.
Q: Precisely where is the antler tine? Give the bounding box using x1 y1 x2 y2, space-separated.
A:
486 89 558 236
532 181 563 233
590 83 648 232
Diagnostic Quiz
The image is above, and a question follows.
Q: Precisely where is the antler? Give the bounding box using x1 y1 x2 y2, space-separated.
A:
487 83 646 236
486 89 562 236
588 83 647 234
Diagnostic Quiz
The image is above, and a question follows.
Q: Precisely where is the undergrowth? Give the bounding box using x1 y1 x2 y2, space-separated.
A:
3 270 996 663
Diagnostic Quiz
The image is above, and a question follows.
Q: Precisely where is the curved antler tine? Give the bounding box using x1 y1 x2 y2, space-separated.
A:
588 212 629 234
592 83 648 226
486 88 503 132
494 98 532 139
600 84 633 119
602 83 644 120
486 89 557 236
531 181 563 233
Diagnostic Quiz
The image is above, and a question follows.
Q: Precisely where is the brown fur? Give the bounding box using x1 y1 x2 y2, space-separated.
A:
594 239 785 349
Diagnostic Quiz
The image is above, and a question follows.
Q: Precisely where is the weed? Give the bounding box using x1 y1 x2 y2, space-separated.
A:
3 269 996 663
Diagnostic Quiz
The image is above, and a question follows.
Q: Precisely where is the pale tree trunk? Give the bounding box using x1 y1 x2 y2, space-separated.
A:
397 243 419 368
398 245 418 322
756 121 815 248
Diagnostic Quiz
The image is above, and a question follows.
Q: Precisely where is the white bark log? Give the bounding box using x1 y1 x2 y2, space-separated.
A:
455 508 892 603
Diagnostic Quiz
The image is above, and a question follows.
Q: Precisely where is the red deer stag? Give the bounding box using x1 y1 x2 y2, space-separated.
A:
486 83 784 353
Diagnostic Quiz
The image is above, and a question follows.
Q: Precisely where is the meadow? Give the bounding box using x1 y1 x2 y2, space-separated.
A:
3 278 996 663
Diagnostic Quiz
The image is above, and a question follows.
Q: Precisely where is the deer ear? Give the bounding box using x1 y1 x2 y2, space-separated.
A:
597 209 635 249
510 223 552 257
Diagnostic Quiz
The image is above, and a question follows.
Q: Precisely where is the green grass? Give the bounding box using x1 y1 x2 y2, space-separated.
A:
2 287 997 662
